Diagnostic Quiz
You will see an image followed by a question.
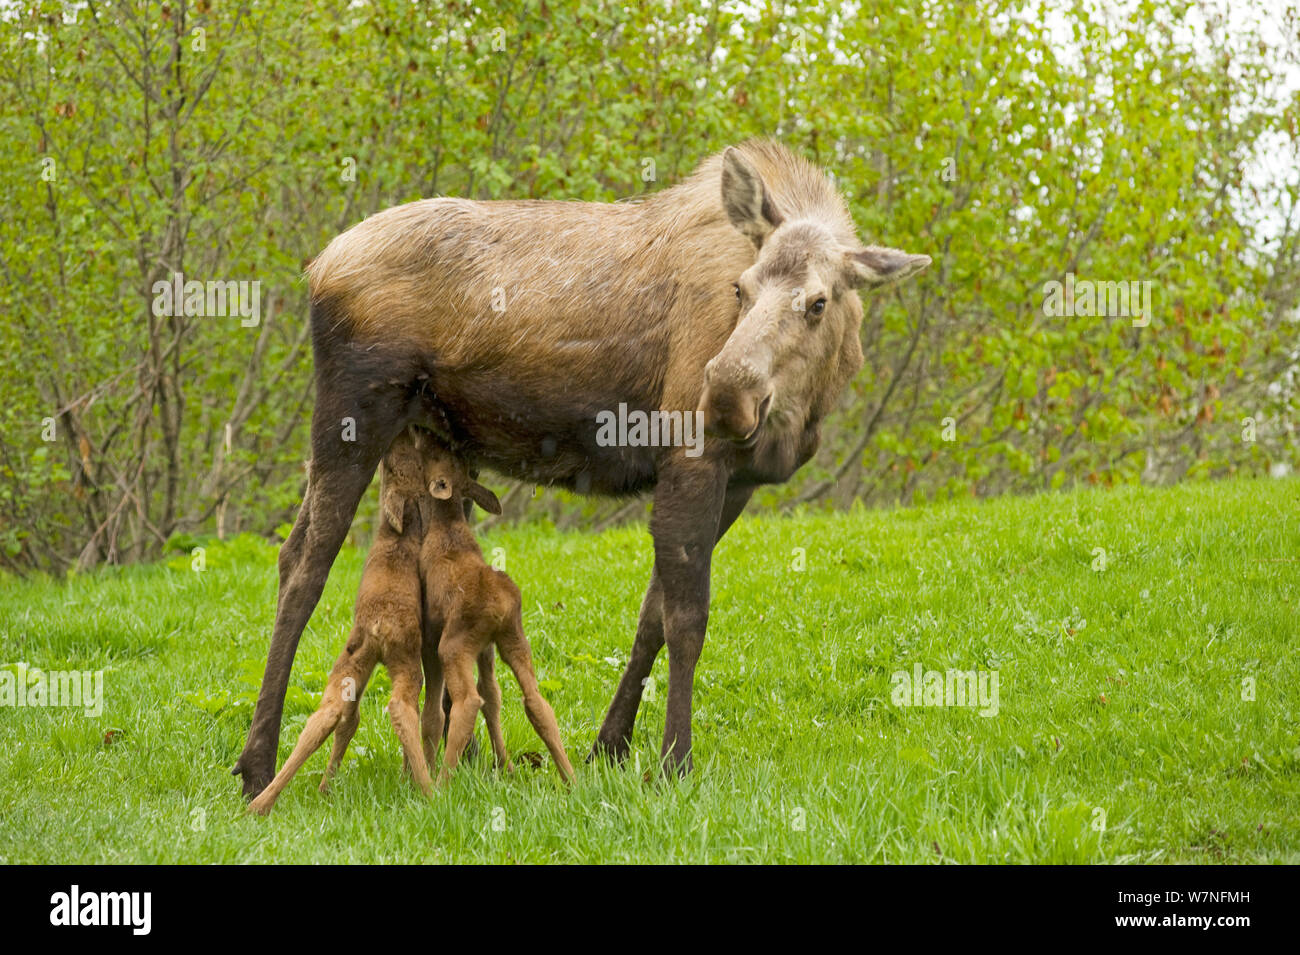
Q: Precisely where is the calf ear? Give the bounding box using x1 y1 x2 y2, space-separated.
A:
846 246 932 288
379 466 404 534
426 458 456 501
721 147 783 248
466 480 502 516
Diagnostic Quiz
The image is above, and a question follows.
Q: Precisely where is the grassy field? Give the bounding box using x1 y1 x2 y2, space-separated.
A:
1 477 1297 863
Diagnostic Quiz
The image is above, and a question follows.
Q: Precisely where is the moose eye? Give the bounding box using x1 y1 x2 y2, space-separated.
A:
810 298 827 316
733 283 742 300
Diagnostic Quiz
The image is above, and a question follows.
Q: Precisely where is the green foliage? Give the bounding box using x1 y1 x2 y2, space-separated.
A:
0 0 1297 571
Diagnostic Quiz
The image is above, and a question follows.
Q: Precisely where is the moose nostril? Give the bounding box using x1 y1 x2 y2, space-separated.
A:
756 392 773 423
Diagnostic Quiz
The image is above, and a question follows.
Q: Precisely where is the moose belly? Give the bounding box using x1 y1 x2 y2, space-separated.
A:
425 362 666 496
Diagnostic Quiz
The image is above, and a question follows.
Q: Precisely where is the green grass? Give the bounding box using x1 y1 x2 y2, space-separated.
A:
1 477 1297 863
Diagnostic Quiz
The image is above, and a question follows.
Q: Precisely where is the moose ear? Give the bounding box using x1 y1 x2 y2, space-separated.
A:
846 246 932 289
379 465 404 534
466 480 502 516
721 147 783 248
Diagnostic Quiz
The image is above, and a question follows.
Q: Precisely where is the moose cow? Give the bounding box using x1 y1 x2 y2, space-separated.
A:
234 140 931 797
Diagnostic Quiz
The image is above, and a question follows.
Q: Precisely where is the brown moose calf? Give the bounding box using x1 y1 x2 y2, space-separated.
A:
417 440 574 785
248 427 572 815
247 429 438 815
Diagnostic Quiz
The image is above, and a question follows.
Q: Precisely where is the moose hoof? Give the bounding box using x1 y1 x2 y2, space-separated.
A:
588 736 630 765
234 759 274 801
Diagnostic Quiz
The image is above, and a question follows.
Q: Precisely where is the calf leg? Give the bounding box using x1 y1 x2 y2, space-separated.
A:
319 700 360 793
437 634 483 784
442 682 480 762
387 657 433 797
248 636 377 814
320 639 376 792
496 628 574 783
420 642 445 769
477 647 511 771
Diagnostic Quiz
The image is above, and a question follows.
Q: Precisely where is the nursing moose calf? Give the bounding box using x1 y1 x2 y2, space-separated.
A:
234 140 931 797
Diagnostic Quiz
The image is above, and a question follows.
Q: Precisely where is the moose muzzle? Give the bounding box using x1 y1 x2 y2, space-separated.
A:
698 355 774 445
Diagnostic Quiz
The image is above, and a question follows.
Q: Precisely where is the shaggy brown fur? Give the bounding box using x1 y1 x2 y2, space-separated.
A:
235 140 930 796
416 439 574 785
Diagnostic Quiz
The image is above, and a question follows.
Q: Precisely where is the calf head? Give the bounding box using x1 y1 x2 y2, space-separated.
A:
698 147 932 446
421 438 503 517
378 428 436 534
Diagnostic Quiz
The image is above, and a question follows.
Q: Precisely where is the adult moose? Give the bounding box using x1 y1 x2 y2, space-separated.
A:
234 140 930 796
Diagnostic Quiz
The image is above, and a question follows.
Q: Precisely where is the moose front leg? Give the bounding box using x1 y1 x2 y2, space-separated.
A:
593 482 752 764
590 570 663 762
650 459 729 776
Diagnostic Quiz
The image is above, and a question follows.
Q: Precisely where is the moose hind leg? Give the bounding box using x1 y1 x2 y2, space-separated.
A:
235 368 417 798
